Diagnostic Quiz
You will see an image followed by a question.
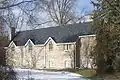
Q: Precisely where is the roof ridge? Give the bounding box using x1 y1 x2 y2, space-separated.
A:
17 22 91 33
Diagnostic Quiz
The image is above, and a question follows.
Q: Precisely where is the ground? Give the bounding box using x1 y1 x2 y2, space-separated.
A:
14 68 89 80
14 68 120 80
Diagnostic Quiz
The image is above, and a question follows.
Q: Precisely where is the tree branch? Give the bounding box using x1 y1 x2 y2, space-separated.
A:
0 1 34 9
105 0 120 14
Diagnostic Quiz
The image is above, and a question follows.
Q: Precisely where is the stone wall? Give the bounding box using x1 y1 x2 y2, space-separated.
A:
79 35 96 68
6 35 96 69
6 40 75 69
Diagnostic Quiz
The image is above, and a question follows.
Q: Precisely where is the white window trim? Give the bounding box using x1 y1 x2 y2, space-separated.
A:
57 42 76 45
44 37 56 46
63 43 73 51
24 39 34 47
63 44 69 51
79 34 96 38
8 41 16 48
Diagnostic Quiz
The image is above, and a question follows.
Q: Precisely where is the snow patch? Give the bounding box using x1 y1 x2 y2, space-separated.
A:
14 68 86 80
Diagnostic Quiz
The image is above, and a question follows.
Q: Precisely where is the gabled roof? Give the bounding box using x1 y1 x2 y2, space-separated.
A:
13 22 94 46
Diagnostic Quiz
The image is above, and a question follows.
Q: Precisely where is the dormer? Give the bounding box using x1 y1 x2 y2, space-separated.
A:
44 37 56 46
8 41 16 51
25 39 34 52
44 37 56 51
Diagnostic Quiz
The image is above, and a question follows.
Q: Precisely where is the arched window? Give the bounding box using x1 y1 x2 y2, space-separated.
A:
49 41 53 51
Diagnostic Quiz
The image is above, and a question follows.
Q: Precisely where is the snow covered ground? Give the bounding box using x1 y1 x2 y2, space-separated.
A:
14 68 88 80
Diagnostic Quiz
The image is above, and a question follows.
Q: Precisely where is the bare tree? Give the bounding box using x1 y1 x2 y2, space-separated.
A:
0 0 34 9
81 36 96 69
0 0 41 30
31 47 44 68
0 0 89 28
0 18 17 80
82 37 91 68
65 50 74 68
41 0 78 26
24 46 44 69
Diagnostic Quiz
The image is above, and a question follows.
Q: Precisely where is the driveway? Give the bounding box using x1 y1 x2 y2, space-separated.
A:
14 68 89 80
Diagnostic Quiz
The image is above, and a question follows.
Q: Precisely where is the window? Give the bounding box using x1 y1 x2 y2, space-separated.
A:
49 41 53 51
63 44 68 50
63 44 71 50
28 41 33 51
11 45 15 51
49 61 54 68
64 60 71 68
66 44 69 50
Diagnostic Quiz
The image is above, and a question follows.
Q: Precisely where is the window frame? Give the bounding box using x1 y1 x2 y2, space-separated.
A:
11 45 15 51
28 41 33 52
63 44 72 51
49 40 53 51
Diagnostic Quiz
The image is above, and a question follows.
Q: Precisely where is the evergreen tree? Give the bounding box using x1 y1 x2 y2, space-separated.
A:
92 0 120 73
0 19 17 80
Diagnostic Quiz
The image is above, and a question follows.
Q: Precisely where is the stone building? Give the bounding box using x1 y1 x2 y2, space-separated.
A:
6 22 96 69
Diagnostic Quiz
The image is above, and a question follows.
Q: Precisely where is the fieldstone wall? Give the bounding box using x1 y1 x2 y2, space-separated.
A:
6 41 75 69
6 35 96 69
79 35 96 68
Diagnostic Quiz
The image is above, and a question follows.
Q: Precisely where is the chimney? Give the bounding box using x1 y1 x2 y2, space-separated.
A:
11 27 15 40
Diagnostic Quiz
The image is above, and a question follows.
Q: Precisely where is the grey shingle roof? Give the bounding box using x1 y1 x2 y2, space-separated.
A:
13 22 94 46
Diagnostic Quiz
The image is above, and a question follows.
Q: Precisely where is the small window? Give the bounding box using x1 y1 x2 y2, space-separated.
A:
66 44 69 50
28 41 33 51
64 60 71 68
63 44 69 50
69 44 72 49
11 46 15 51
49 61 54 68
49 41 53 51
